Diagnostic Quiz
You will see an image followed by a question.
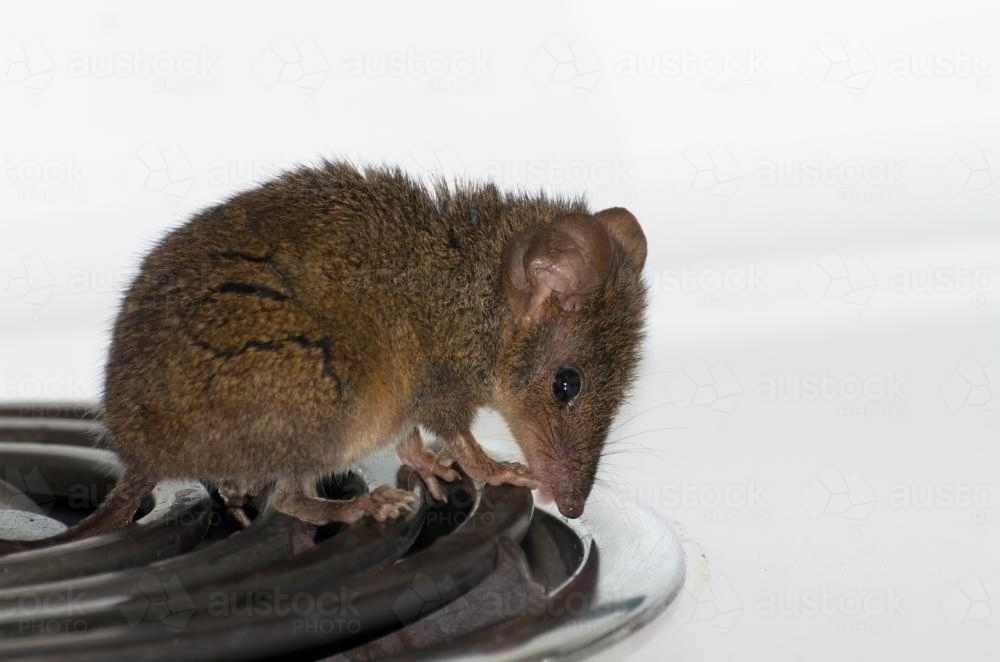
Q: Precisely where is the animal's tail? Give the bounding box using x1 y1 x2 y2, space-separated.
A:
0 474 152 556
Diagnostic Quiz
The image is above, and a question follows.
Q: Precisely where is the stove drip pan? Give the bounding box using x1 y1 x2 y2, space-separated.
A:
0 403 684 661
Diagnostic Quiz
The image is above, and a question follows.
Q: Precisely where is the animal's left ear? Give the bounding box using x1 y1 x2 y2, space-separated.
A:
595 207 647 271
503 214 612 329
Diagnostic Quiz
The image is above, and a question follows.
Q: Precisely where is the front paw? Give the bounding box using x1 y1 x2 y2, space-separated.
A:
397 436 461 501
462 457 541 490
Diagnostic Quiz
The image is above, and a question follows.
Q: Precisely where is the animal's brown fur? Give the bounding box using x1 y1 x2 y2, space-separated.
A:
13 160 648 548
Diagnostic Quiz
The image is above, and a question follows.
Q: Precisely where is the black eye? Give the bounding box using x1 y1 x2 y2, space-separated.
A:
552 367 582 404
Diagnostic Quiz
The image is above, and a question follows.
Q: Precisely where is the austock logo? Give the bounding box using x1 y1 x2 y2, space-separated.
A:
800 34 876 104
669 574 744 641
2 34 56 103
1 250 56 312
526 34 603 103
799 250 876 321
253 35 329 103
119 573 196 640
1 466 55 514
800 465 877 531
666 358 743 428
666 142 743 212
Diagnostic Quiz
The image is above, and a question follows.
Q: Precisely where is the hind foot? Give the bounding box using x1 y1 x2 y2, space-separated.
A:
272 479 419 526
218 483 257 529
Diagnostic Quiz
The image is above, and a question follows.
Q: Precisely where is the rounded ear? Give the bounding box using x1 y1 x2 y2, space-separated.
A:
595 207 646 271
503 214 612 329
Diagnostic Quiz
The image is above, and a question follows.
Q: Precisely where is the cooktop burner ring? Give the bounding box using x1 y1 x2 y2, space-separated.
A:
0 403 685 661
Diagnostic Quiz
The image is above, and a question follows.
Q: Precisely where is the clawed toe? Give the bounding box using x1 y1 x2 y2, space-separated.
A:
218 484 257 529
475 460 541 489
397 431 462 501
272 481 419 526
365 485 421 521
445 431 541 491
412 460 460 501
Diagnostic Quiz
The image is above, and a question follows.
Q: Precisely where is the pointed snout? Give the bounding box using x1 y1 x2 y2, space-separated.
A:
556 496 585 519
509 426 596 520
532 468 592 519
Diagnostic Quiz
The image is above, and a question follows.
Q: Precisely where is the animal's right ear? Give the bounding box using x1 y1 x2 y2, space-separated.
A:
502 214 612 330
595 207 647 271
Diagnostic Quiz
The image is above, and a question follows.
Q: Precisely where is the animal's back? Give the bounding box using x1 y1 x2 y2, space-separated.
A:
102 163 445 484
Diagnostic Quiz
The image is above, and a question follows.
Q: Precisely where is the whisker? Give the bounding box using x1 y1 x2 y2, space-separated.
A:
633 369 680 380
601 447 676 462
609 401 677 434
607 426 697 445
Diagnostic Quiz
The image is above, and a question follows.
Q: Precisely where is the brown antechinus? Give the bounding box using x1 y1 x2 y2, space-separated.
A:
1 161 647 553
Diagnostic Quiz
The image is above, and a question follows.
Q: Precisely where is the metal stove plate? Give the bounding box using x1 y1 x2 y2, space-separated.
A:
439 481 686 661
0 404 685 660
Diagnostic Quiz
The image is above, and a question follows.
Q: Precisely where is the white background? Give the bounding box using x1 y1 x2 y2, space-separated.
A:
2 1 998 660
